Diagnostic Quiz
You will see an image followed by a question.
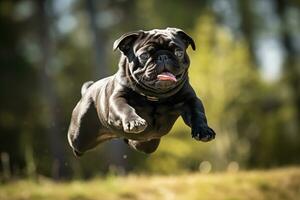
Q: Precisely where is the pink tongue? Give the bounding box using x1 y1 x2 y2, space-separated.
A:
157 72 177 82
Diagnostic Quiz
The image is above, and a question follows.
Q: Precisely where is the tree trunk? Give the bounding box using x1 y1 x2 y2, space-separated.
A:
275 0 300 123
36 0 68 179
85 0 109 79
85 0 130 172
237 0 257 65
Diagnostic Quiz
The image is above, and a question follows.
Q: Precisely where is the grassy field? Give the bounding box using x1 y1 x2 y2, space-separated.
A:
1 167 300 200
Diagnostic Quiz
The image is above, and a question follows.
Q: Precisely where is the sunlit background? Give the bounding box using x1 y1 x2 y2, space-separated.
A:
1 0 300 185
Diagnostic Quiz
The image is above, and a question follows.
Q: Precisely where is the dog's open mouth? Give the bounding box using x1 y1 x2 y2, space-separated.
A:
157 72 177 82
157 71 184 82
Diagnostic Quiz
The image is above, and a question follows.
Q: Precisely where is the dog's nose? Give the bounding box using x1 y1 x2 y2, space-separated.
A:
157 55 169 62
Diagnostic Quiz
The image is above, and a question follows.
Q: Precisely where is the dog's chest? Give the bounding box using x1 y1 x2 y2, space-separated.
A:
132 101 184 134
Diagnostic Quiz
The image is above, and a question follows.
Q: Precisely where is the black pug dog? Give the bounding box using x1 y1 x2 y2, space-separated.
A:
67 28 215 156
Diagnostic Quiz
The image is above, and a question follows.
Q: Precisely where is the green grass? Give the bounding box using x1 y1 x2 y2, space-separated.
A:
1 167 300 200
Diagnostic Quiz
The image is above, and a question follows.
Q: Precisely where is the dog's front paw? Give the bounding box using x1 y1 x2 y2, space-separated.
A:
108 117 122 130
123 116 148 133
192 125 216 142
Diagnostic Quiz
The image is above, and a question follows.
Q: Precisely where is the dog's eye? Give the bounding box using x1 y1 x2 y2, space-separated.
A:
139 53 150 61
174 49 184 58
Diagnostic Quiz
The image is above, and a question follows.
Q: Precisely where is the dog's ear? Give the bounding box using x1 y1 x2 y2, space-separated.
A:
168 28 196 51
113 30 144 53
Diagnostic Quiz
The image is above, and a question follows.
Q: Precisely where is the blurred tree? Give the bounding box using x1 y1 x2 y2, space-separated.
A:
35 0 68 178
85 0 109 78
85 0 130 172
0 0 34 177
1 0 300 179
275 0 300 124
137 13 262 173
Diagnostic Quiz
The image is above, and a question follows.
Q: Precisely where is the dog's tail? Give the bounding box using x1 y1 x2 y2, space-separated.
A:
81 81 94 96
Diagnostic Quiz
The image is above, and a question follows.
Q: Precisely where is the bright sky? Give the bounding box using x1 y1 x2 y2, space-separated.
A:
255 36 285 81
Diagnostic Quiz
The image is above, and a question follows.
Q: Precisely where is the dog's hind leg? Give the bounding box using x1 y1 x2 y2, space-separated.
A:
68 97 101 156
124 139 160 154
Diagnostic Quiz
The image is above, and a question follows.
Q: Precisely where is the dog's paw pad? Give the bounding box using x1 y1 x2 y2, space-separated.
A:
123 117 147 133
192 126 216 142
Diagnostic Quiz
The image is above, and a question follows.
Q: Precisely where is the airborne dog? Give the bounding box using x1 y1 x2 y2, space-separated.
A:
68 28 216 156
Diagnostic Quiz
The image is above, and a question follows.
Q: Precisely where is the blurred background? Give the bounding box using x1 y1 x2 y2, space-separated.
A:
0 0 300 181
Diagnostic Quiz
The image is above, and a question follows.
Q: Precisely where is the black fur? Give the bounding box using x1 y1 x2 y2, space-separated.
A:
67 28 215 156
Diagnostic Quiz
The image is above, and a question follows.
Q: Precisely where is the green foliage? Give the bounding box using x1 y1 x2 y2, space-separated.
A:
136 13 300 173
139 13 261 173
0 0 299 179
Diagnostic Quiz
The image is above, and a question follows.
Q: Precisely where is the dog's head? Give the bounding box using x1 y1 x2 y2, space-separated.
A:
114 28 195 97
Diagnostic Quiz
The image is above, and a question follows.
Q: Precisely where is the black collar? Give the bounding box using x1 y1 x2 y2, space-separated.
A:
139 92 160 101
